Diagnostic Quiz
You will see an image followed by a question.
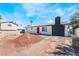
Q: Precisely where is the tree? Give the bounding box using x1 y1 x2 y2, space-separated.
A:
30 20 33 25
70 12 79 34
0 15 2 30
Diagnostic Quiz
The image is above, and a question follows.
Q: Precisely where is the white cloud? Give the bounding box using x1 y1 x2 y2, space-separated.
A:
65 6 76 14
1 13 12 21
68 10 76 16
23 3 46 17
13 12 23 20
68 7 74 12
41 15 46 18
54 8 64 16
22 4 78 25
1 4 78 27
63 6 76 19
47 19 54 24
22 3 59 17
1 12 26 27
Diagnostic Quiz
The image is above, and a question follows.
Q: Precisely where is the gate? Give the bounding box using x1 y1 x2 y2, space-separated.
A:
52 25 65 36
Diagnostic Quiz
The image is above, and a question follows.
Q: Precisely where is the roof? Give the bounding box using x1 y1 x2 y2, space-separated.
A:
1 21 18 26
27 23 71 27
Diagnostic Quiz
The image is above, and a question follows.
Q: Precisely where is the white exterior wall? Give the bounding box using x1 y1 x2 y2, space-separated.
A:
26 27 32 33
31 27 37 33
1 23 18 30
39 26 52 35
27 26 52 35
27 27 37 33
75 28 79 37
64 25 70 36
27 25 71 36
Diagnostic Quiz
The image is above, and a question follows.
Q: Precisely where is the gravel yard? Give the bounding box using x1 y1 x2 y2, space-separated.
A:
0 32 75 56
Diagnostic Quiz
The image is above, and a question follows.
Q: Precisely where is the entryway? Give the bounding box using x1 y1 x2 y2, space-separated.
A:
37 27 40 34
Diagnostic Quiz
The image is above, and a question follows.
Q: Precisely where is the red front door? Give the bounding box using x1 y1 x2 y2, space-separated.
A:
37 27 40 34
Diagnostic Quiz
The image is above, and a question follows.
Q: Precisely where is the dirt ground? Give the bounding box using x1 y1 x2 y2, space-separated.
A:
0 31 74 56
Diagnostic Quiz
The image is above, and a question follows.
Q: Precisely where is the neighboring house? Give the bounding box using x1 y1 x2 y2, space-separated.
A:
0 21 19 31
26 16 71 37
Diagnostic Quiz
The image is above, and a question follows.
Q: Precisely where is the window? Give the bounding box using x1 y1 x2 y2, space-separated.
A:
42 26 47 32
8 24 12 27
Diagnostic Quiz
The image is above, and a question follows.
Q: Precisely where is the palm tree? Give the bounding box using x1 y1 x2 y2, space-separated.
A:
30 20 33 25
30 20 33 30
0 15 2 30
70 12 79 34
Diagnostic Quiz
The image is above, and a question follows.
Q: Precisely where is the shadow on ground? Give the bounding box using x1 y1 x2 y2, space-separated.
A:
47 45 75 56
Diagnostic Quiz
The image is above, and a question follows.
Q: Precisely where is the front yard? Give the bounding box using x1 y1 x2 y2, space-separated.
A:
0 32 75 56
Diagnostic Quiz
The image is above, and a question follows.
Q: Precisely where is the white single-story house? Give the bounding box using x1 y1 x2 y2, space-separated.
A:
26 16 71 37
0 21 19 31
0 21 22 36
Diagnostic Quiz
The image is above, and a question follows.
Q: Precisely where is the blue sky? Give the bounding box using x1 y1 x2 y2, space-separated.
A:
0 3 79 27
